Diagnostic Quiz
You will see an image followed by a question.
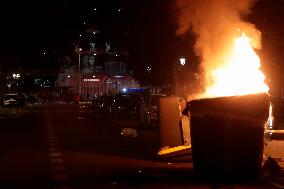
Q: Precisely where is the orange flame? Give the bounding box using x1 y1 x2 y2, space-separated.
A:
203 33 269 98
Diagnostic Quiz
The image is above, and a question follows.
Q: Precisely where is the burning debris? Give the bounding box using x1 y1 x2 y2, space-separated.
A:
172 0 273 180
175 0 267 98
203 33 268 97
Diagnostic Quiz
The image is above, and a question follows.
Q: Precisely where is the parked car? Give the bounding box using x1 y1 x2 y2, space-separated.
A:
94 95 114 114
3 93 25 107
139 94 166 128
111 93 142 119
25 96 39 105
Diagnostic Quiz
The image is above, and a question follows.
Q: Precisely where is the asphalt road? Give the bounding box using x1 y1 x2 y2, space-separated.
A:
0 104 281 189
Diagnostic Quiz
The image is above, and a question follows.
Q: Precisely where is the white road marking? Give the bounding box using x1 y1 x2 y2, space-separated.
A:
49 148 57 152
50 153 62 157
53 185 71 189
50 158 64 164
44 113 72 189
52 174 69 181
51 165 66 172
48 138 57 142
48 143 56 147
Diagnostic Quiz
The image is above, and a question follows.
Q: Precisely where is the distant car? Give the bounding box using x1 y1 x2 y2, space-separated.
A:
139 94 166 128
25 96 38 105
3 93 25 107
111 93 142 119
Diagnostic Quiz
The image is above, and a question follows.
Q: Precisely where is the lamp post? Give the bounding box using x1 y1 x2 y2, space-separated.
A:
78 48 82 72
77 48 82 97
7 83 11 93
146 66 152 91
179 58 186 97
175 57 186 96
179 58 186 66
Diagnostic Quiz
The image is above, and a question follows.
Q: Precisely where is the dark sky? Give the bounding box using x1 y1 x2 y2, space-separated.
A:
0 0 143 61
0 0 178 74
1 0 283 51
1 0 284 88
250 0 284 92
0 0 136 70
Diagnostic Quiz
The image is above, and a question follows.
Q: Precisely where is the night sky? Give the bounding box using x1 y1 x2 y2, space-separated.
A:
1 0 284 91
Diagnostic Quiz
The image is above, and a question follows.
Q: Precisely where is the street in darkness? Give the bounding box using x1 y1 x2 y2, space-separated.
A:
0 104 187 188
0 103 281 189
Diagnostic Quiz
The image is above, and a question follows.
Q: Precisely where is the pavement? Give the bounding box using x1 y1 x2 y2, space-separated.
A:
265 140 284 159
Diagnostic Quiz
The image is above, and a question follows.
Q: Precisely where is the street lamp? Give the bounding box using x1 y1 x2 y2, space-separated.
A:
146 66 152 90
179 58 186 66
78 48 82 72
7 83 11 93
175 57 187 96
146 66 152 73
79 48 82 94
76 47 83 97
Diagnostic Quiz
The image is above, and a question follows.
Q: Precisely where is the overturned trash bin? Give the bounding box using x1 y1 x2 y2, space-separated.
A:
188 93 270 180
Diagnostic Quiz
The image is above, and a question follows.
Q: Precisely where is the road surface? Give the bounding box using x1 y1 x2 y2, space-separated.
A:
0 104 282 189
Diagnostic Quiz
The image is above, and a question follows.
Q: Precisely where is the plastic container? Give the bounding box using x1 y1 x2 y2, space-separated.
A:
188 93 270 180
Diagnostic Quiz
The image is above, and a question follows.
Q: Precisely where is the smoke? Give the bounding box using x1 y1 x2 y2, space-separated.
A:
175 0 261 95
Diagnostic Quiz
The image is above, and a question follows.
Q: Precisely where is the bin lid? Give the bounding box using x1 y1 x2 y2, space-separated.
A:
187 93 270 121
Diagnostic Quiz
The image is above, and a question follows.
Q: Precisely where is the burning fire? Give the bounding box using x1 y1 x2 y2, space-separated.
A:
203 33 269 98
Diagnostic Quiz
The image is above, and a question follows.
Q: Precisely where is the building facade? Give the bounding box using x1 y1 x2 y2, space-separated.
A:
55 34 140 101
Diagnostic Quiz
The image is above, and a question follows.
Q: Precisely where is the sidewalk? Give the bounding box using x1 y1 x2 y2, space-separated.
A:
264 139 284 159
